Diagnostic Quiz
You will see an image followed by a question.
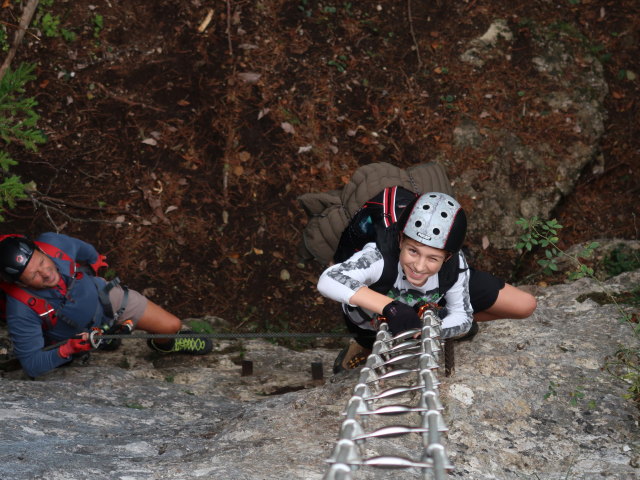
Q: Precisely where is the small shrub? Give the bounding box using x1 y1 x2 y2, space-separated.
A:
186 319 214 334
604 244 640 277
0 63 46 220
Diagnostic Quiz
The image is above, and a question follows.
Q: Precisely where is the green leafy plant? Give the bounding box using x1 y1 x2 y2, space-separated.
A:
0 63 46 220
544 381 595 408
604 244 640 277
33 1 76 42
544 381 558 399
606 345 640 402
298 0 313 18
0 26 9 52
439 94 457 110
516 216 599 279
61 28 77 42
92 13 104 39
0 174 27 214
102 268 117 280
0 63 46 149
327 55 348 73
516 217 562 274
568 386 585 406
280 108 301 125
38 12 61 38
588 43 611 64
186 319 215 334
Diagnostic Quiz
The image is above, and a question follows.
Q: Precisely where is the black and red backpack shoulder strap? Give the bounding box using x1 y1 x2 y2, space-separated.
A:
0 282 57 330
369 223 401 295
382 186 419 227
382 186 398 227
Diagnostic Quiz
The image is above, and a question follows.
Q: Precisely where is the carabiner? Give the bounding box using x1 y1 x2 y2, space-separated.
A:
89 327 104 349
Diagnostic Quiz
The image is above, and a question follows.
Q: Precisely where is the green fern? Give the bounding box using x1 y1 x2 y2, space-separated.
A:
0 63 47 150
0 175 27 221
0 150 18 170
0 63 46 220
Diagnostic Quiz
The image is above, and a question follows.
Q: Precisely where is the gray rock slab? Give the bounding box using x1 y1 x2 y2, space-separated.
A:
445 271 640 479
1 271 638 479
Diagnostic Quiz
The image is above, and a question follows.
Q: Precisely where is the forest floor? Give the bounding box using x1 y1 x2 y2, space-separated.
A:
1 0 638 339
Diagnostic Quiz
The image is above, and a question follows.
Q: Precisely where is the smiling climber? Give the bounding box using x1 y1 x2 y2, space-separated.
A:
317 192 537 374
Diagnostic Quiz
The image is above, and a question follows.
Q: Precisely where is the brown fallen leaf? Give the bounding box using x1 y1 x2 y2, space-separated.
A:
237 72 261 84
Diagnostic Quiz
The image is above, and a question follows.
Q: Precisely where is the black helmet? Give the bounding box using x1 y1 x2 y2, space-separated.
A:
0 235 36 281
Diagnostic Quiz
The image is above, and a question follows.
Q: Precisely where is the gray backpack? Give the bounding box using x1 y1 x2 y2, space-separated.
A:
297 161 454 266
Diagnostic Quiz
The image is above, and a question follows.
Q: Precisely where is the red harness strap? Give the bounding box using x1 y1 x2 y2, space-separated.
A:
0 282 58 329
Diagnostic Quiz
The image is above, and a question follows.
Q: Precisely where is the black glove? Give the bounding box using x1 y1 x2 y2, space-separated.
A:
114 319 134 334
382 301 421 335
413 300 443 317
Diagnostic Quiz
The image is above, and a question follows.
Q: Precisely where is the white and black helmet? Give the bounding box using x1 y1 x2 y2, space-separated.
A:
402 192 467 252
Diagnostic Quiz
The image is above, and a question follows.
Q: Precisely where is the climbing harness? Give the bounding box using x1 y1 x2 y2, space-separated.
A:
96 277 129 324
89 319 134 348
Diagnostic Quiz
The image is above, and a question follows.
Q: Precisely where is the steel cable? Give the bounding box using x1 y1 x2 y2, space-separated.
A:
94 331 352 340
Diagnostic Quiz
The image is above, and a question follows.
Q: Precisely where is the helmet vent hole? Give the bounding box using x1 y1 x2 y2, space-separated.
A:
433 228 441 235
422 205 430 210
415 221 422 228
441 212 448 218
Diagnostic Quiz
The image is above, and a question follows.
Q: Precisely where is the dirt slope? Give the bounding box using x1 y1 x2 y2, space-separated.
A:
1 0 638 333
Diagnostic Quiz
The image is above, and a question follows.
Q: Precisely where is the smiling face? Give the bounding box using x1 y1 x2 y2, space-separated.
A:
18 249 60 289
398 235 449 287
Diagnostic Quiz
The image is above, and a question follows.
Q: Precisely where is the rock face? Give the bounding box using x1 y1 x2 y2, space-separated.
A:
1 270 639 479
446 271 640 479
452 20 608 249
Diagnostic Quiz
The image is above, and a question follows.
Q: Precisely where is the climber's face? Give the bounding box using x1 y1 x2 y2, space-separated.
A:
19 250 60 289
399 236 449 287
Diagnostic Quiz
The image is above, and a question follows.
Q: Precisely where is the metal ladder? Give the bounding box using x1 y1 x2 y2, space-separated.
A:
323 307 453 479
